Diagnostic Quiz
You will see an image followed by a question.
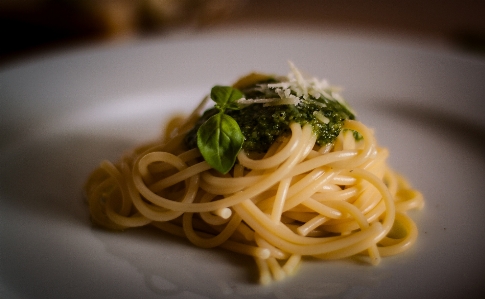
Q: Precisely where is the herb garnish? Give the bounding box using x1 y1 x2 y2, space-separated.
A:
197 86 245 174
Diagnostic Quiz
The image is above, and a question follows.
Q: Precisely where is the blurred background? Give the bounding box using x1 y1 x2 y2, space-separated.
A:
1 0 485 65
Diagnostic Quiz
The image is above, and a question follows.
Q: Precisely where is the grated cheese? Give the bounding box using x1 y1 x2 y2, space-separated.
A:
237 62 352 112
263 97 300 106
313 111 330 124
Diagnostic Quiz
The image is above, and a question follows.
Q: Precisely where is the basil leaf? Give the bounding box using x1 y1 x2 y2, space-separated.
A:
197 113 244 174
211 85 244 111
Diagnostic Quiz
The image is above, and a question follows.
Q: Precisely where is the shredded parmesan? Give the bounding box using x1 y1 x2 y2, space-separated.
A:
303 98 327 108
263 97 300 106
237 98 276 105
313 111 330 124
239 62 351 112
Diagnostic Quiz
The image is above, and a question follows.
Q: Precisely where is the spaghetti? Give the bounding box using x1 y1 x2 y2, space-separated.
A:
84 66 424 284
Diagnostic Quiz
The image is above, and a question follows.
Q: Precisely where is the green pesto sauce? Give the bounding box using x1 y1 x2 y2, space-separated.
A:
185 82 356 153
227 100 354 152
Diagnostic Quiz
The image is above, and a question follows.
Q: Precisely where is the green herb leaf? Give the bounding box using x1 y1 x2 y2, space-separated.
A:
210 85 244 111
197 113 244 174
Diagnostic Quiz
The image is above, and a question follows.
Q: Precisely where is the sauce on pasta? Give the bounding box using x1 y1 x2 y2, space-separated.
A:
84 64 424 284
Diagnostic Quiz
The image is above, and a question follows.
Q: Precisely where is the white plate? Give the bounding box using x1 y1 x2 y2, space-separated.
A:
1 28 485 299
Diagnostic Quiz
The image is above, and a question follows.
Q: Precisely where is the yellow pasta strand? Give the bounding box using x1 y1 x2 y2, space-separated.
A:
84 117 423 284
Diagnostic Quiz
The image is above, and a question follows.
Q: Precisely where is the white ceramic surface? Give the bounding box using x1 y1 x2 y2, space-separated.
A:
1 28 485 299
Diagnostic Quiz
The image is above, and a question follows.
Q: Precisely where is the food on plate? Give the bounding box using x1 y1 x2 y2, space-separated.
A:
84 63 424 284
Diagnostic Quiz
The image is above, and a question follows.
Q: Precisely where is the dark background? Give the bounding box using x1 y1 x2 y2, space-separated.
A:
1 0 485 65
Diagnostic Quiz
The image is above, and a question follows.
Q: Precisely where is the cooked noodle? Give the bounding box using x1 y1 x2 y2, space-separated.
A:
84 71 424 284
85 116 423 284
